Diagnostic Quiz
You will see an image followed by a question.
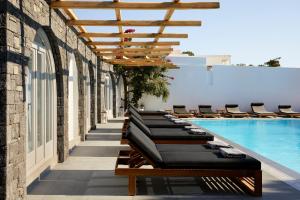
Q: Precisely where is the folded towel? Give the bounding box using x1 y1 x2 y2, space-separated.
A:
184 125 199 130
207 141 231 149
173 120 186 124
188 128 206 135
164 114 174 118
220 148 246 158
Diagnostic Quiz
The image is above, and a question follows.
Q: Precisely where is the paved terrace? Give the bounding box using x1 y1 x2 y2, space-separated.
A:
28 118 300 200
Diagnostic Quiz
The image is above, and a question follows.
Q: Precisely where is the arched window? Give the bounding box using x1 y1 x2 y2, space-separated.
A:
26 28 57 183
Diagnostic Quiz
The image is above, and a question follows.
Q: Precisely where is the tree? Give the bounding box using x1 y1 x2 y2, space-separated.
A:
182 51 195 56
264 57 281 67
113 65 171 108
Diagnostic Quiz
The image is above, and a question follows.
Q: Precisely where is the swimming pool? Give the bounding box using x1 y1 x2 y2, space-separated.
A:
190 119 300 174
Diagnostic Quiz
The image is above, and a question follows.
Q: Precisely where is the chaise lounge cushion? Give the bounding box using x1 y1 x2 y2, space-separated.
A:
160 151 261 170
130 116 214 141
148 128 214 140
127 123 261 170
156 144 211 152
127 123 163 166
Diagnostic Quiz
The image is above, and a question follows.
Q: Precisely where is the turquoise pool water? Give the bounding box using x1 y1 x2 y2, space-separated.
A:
190 119 300 174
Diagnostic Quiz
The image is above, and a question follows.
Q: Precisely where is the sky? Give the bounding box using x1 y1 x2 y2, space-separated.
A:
75 0 300 67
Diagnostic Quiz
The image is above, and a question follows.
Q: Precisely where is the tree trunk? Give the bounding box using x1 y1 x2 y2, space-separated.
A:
122 74 129 111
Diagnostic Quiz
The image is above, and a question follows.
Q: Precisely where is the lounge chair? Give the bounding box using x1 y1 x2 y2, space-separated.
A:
225 104 250 118
173 105 194 118
197 105 221 118
115 123 262 196
129 107 191 128
277 105 300 118
251 103 277 118
127 104 168 116
128 106 166 120
121 116 214 144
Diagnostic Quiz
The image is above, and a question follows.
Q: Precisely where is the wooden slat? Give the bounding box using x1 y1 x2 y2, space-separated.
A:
51 1 220 10
87 41 180 46
154 0 180 43
97 52 170 57
56 0 93 44
93 48 173 52
68 20 202 27
78 32 188 38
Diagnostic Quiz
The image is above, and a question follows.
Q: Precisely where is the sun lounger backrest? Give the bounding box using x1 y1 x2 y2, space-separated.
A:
251 103 267 113
127 123 164 167
129 115 152 136
173 105 188 114
198 105 213 114
128 106 143 121
278 105 293 113
225 104 240 113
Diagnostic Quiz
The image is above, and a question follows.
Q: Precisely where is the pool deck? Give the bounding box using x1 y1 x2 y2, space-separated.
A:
27 118 300 200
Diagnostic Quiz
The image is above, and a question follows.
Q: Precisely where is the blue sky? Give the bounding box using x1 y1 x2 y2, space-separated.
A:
75 0 300 67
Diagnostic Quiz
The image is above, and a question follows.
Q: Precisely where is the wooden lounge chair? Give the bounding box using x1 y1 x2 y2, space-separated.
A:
173 105 194 118
197 105 221 118
121 117 214 144
129 107 191 128
251 103 277 118
125 104 168 117
115 124 262 196
277 105 300 118
225 104 250 118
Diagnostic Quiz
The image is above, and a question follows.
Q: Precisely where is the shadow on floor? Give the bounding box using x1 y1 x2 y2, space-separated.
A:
27 169 300 198
70 146 130 157
86 134 122 141
89 128 122 134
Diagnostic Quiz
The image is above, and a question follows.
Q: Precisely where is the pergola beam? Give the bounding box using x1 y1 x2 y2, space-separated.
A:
97 52 170 56
68 20 201 26
78 32 188 38
51 1 220 10
93 48 173 53
86 41 179 46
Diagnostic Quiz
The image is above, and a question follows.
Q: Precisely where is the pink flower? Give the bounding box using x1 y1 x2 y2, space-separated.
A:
124 29 136 33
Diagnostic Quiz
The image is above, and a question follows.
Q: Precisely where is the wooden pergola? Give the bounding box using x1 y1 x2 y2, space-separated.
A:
51 0 220 68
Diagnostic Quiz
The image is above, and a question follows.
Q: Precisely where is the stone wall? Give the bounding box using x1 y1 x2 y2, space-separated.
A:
2 0 98 199
0 0 8 198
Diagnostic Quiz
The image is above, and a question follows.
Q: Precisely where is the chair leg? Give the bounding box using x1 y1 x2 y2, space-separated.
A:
128 176 136 196
253 170 262 196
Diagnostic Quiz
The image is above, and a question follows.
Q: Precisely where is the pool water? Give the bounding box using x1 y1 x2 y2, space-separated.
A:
190 119 300 174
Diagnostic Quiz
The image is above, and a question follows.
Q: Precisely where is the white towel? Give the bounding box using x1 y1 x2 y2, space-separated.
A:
207 141 231 149
188 128 206 135
220 148 246 158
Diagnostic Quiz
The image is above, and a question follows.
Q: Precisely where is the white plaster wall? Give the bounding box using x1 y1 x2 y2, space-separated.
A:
141 56 300 112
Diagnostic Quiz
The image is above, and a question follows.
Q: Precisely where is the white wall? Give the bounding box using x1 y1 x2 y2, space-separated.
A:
141 56 300 112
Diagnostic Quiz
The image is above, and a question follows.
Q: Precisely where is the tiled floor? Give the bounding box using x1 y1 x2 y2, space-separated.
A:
27 118 300 200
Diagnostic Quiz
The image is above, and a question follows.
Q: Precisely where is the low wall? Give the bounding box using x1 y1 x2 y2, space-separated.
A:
141 56 300 112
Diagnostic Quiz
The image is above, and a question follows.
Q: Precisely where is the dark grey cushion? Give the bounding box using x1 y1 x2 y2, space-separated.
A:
156 144 211 152
149 128 214 140
143 119 191 128
127 123 163 166
141 115 167 120
130 116 152 136
160 151 261 170
129 107 143 121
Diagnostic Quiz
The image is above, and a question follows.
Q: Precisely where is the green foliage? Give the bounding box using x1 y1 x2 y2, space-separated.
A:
182 51 195 56
113 65 170 107
264 57 281 67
